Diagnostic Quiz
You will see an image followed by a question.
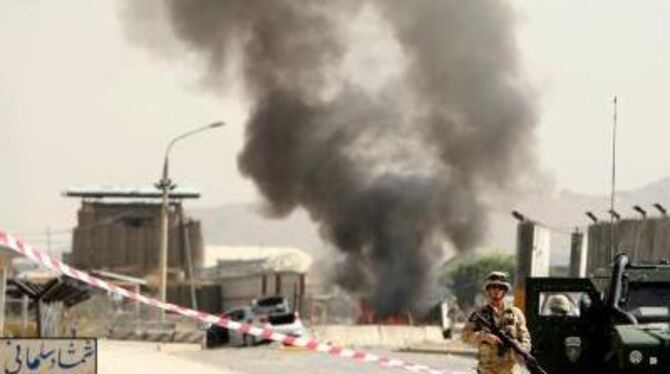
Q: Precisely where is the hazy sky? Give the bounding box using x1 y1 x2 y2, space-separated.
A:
2 0 670 251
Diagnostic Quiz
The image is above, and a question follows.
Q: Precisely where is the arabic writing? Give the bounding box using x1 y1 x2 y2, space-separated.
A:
1 338 96 373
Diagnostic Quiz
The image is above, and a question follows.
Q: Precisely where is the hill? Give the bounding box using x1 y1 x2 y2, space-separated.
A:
190 178 670 266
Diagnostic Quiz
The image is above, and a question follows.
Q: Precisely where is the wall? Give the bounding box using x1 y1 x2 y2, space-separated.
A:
514 221 551 310
310 325 444 348
587 217 670 274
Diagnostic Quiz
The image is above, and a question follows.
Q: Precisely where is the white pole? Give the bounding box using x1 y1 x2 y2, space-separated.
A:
0 261 8 336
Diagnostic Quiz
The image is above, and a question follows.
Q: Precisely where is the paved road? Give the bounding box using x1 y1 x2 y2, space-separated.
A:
173 344 477 373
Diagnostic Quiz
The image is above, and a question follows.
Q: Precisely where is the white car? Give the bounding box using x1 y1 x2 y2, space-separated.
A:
252 296 306 341
206 306 260 347
225 306 262 346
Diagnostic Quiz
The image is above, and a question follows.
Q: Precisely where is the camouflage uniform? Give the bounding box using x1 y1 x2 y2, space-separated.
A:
462 302 531 374
461 271 531 373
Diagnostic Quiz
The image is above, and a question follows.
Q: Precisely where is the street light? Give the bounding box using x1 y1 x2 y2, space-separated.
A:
157 121 224 316
632 205 647 219
585 211 598 224
511 210 527 223
653 203 667 217
608 209 621 221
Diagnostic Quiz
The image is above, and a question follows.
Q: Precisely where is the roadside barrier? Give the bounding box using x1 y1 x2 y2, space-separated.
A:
0 230 472 374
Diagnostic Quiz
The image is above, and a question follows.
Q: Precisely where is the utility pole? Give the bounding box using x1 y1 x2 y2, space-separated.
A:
610 96 618 261
157 121 224 320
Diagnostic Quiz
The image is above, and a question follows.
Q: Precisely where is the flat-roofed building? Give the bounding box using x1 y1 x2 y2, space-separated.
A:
200 246 311 314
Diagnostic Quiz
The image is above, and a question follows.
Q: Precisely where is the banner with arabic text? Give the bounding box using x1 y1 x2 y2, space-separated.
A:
0 338 96 374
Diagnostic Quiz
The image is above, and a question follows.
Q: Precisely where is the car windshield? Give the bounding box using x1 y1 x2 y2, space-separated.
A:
626 282 670 308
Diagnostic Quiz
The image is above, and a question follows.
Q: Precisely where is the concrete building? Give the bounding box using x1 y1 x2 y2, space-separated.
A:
199 246 311 313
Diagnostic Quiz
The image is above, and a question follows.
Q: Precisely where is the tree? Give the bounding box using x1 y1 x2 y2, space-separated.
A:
442 252 516 311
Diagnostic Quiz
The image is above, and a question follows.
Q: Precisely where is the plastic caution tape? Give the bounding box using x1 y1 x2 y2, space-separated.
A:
0 230 471 373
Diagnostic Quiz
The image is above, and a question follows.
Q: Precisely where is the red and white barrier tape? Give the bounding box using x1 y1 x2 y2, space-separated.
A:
0 230 471 374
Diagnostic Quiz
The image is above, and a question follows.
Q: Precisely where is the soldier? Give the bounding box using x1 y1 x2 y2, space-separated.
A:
547 294 572 316
462 271 531 374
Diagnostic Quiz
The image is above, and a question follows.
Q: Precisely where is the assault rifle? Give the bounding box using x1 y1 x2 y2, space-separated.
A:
471 311 549 374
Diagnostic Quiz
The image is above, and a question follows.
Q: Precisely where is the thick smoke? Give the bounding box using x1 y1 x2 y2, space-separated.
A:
124 0 535 317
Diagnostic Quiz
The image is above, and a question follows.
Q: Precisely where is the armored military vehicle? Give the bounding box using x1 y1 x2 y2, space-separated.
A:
525 253 670 373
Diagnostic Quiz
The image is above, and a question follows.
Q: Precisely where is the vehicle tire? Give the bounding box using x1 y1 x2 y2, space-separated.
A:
221 328 230 345
243 334 254 347
207 326 229 348
206 328 219 348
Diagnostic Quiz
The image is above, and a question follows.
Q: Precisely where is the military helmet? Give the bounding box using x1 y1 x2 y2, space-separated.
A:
548 294 572 315
483 271 511 292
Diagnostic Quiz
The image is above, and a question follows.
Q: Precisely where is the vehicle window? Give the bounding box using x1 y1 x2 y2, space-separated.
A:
539 292 590 317
228 310 245 321
625 282 670 322
269 313 296 325
626 282 670 310
256 296 285 306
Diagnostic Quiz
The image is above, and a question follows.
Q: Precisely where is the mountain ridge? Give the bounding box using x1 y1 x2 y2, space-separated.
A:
190 177 670 265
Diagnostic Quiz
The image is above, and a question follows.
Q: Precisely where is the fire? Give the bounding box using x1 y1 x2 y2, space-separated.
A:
357 300 414 325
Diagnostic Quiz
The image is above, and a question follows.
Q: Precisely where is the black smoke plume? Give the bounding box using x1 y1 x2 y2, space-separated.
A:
124 0 536 317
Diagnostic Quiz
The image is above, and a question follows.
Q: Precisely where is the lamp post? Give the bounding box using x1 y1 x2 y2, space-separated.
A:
157 121 224 318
